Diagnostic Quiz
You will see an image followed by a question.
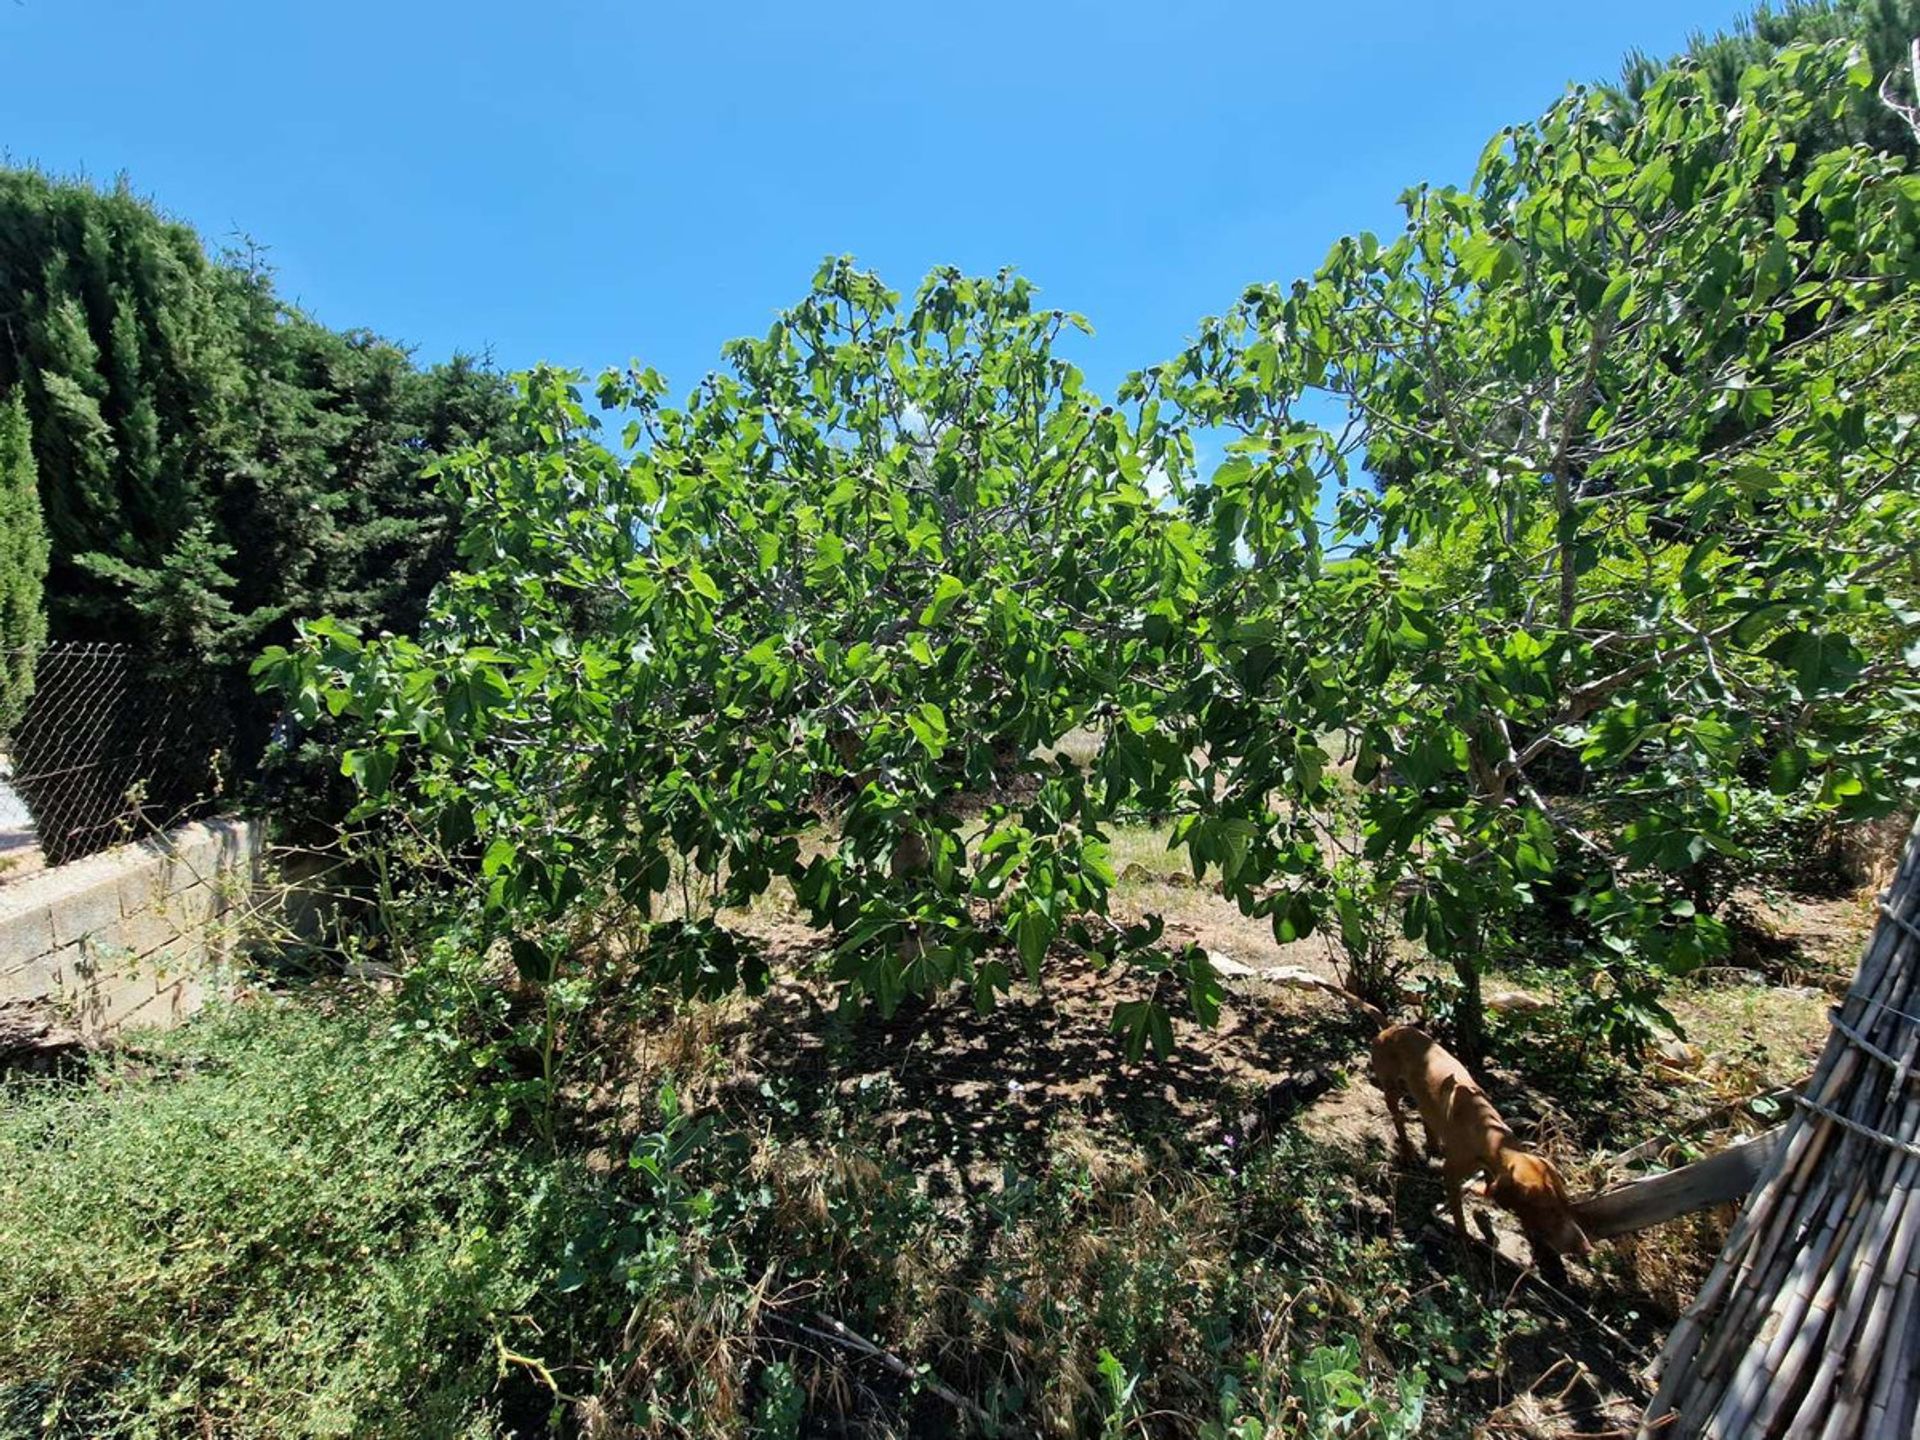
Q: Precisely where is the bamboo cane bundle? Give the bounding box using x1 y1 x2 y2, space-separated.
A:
1640 816 1920 1440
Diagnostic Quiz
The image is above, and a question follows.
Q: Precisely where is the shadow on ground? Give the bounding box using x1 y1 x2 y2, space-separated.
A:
700 964 1373 1201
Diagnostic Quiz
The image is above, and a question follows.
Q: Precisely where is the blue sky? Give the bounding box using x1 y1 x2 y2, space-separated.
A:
3 0 1749 401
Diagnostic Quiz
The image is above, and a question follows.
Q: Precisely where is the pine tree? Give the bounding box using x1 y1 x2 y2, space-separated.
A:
1617 1 1920 161
0 390 48 736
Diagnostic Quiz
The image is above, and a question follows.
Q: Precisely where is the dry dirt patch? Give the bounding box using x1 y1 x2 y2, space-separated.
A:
654 963 1370 1176
618 834 1856 1437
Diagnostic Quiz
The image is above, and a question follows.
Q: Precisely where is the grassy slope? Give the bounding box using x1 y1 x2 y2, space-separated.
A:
0 1001 573 1439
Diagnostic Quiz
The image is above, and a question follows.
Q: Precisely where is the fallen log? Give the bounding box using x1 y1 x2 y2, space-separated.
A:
1574 1128 1784 1242
0 997 87 1073
1604 1082 1799 1169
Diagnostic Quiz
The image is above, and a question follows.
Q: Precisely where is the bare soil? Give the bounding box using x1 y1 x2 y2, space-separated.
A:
606 842 1870 1437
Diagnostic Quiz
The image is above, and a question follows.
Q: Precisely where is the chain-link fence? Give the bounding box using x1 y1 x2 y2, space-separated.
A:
0 643 232 868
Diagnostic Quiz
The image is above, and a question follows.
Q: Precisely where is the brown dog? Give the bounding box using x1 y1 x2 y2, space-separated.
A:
1369 1023 1591 1260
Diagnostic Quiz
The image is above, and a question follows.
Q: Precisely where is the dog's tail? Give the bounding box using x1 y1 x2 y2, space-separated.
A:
1338 990 1387 1028
1252 965 1387 1029
1347 992 1388 1028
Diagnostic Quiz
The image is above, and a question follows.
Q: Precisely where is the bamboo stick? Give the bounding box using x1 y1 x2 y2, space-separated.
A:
1809 1156 1913 1440
1639 816 1920 1440
1856 1134 1920 1436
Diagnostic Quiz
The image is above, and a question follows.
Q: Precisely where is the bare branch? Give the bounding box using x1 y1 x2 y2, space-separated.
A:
1878 38 1920 142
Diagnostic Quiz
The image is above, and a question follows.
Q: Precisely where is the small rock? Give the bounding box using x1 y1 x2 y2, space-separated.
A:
1656 1037 1705 1070
1266 965 1335 991
344 960 401 984
1486 989 1550 1016
1205 949 1260 980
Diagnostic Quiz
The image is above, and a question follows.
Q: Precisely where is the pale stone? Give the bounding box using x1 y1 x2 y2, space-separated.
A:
50 877 125 947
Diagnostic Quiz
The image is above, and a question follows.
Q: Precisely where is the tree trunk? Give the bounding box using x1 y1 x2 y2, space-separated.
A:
1451 952 1488 1068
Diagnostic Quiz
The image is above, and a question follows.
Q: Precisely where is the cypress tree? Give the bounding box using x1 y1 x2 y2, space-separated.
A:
0 390 48 736
0 167 512 713
0 170 246 649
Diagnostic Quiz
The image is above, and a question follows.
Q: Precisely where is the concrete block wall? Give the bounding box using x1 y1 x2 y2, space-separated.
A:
0 818 260 1035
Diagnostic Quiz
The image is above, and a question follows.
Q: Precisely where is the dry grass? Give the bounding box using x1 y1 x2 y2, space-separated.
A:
1104 819 1185 880
1663 977 1829 1104
563 968 1480 1436
551 909 1851 1438
312 777 1875 1434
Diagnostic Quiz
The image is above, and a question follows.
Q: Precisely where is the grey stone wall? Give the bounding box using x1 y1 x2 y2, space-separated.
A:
0 817 260 1034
